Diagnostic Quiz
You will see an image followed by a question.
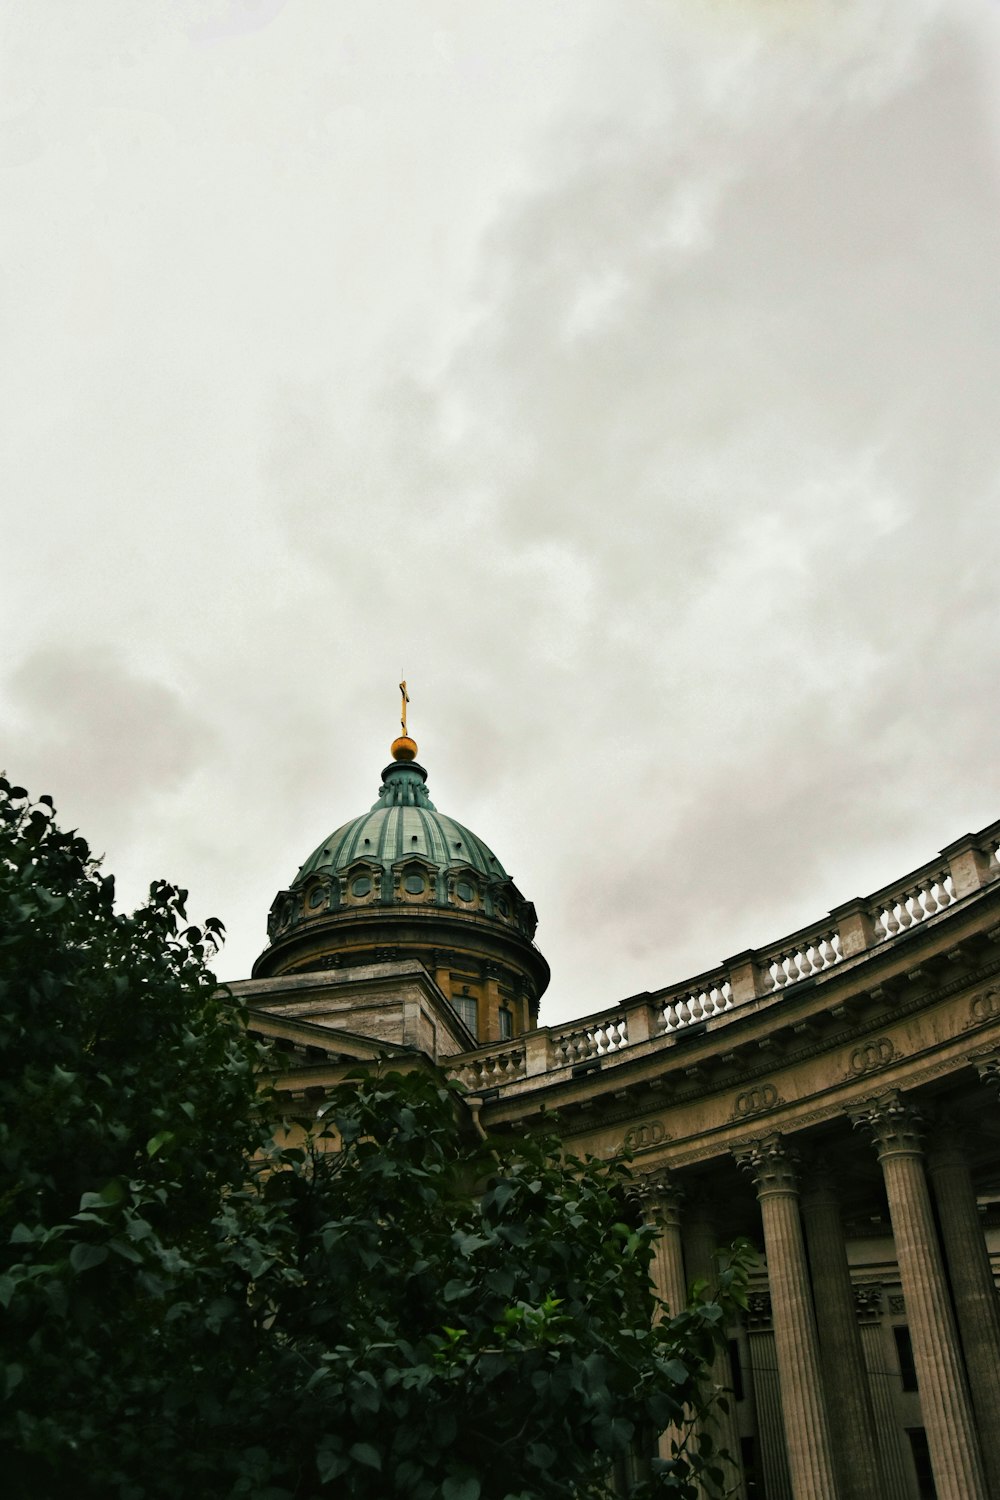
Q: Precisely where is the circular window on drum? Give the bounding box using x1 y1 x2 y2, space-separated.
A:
351 874 372 898
456 879 474 903
307 886 326 910
404 873 425 895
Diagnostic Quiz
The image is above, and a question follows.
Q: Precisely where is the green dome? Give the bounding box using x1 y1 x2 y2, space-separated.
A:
256 752 549 1023
264 758 538 947
294 761 509 886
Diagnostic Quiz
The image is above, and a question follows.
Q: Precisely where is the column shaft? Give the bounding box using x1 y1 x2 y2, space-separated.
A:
758 1189 839 1500
738 1139 840 1500
927 1143 1000 1498
650 1211 687 1320
800 1184 885 1500
853 1094 988 1500
856 1305 910 1500
646 1191 689 1466
747 1310 792 1500
684 1207 747 1500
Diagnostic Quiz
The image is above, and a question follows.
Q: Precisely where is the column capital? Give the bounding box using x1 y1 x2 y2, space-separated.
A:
734 1133 799 1196
632 1167 683 1227
847 1090 924 1158
973 1048 1000 1098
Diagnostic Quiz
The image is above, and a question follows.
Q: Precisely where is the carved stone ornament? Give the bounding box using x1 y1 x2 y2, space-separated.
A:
888 1294 906 1316
746 1291 773 1329
853 1284 884 1321
847 1036 896 1077
624 1118 669 1152
734 1134 799 1195
967 986 1000 1030
972 1048 1000 1096
847 1090 923 1157
731 1081 785 1120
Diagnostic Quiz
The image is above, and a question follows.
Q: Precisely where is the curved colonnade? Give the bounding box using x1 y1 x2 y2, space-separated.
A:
450 822 1000 1500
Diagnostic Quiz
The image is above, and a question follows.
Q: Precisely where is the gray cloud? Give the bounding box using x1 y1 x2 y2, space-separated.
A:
4 647 214 849
3 1 999 1015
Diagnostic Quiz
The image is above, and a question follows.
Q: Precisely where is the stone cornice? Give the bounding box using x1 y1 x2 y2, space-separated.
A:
480 948 1000 1144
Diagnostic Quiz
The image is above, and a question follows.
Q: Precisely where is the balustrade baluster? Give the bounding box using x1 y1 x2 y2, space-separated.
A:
920 882 941 917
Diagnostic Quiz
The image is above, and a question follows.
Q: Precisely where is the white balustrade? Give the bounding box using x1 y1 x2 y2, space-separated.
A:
658 978 733 1033
762 931 843 992
551 1015 629 1066
870 871 955 941
453 1045 526 1091
447 819 1000 1090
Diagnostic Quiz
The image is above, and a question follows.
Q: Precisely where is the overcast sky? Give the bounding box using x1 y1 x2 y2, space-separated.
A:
4 0 1000 1026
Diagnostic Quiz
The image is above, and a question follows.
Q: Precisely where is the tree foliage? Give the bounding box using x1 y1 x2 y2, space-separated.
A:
0 780 750 1499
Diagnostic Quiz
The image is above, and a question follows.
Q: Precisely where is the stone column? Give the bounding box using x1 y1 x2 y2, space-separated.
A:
800 1175 885 1500
849 1092 988 1500
736 1136 840 1500
636 1171 688 1470
927 1131 1000 1497
853 1287 910 1500
683 1200 747 1500
746 1293 792 1500
642 1172 687 1318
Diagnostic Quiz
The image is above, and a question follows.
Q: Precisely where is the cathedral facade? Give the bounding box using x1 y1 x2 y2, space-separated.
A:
232 732 1000 1500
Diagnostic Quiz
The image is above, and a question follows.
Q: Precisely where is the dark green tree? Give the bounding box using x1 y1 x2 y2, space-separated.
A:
0 780 750 1499
0 777 263 1492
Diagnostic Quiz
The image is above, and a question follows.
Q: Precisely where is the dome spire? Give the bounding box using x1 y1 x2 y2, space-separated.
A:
391 676 418 762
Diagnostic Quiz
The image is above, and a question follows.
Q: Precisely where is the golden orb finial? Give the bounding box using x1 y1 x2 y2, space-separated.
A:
391 678 417 760
391 735 418 762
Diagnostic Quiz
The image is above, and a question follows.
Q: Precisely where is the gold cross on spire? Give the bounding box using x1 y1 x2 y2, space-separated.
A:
399 678 410 735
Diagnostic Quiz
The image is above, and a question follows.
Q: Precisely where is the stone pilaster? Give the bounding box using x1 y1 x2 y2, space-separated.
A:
927 1131 1000 1498
849 1092 988 1500
800 1174 885 1500
746 1293 792 1500
853 1288 910 1500
736 1137 839 1500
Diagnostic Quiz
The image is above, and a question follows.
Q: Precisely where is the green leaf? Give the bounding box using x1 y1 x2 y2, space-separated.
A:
108 1237 144 1264
146 1130 175 1158
70 1243 108 1272
526 1442 556 1470
316 1444 349 1483
442 1478 481 1500
453 1230 492 1256
79 1179 124 1210
348 1442 382 1471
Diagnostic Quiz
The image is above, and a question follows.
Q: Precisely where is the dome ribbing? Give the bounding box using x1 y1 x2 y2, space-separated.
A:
294 761 510 888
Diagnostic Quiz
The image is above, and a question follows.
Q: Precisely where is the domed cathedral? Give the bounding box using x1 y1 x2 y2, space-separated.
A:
234 692 1000 1500
239 689 548 1062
